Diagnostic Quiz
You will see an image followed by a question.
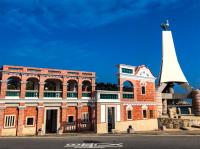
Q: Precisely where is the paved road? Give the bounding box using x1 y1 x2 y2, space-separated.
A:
0 135 200 149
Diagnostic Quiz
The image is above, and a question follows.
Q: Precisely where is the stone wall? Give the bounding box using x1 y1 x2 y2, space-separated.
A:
158 117 200 129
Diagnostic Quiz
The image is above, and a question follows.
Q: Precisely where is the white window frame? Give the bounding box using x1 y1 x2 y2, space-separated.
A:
127 110 132 120
4 115 16 128
82 112 89 124
26 116 35 127
67 115 75 124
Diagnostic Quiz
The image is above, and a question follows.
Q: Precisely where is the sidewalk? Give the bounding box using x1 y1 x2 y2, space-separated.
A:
2 129 200 138
39 129 200 137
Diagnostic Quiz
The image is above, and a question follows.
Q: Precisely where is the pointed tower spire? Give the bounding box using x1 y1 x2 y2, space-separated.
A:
159 20 187 85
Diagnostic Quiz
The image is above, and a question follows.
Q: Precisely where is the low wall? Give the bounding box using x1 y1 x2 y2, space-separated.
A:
158 116 200 129
2 128 16 136
115 119 158 132
96 123 107 134
23 126 36 136
97 119 158 134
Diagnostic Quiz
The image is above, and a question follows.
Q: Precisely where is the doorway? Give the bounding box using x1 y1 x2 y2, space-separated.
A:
45 109 57 133
107 107 115 133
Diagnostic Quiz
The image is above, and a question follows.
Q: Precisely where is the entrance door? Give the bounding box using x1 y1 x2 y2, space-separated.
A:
107 107 115 133
46 110 57 133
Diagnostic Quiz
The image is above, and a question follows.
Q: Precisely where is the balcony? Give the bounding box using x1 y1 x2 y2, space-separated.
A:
44 91 62 99
6 90 20 99
25 90 39 99
82 91 91 99
67 91 78 99
123 92 134 99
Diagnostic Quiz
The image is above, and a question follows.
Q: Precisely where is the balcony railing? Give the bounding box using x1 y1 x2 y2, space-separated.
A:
44 91 62 98
100 94 118 99
25 90 38 98
82 92 91 97
67 91 78 98
6 90 20 97
123 92 134 99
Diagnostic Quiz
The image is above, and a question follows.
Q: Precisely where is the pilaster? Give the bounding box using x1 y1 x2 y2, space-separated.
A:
78 78 82 99
37 103 44 135
76 104 82 132
17 105 26 136
0 104 5 136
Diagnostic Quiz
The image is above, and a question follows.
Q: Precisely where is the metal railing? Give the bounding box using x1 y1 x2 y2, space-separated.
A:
44 91 62 98
67 91 78 98
123 92 134 99
25 90 38 98
82 91 91 97
6 90 20 97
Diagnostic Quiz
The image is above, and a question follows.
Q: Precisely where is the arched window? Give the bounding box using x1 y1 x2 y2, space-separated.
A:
26 78 39 98
6 77 21 97
142 105 148 119
82 80 92 98
123 81 133 92
82 80 91 91
126 105 133 120
123 81 134 99
44 79 62 98
7 77 21 90
26 78 39 90
67 80 78 98
67 80 78 91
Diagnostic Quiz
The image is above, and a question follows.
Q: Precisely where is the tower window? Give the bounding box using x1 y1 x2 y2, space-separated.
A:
141 86 146 95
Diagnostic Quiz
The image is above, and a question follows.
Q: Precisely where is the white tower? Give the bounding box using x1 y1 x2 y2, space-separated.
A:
160 30 187 84
158 20 191 91
157 20 192 116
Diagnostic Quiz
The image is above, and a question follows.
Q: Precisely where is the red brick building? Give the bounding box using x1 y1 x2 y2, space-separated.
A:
0 64 158 136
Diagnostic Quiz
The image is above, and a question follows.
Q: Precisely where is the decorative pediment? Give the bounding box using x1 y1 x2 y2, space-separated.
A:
136 66 155 78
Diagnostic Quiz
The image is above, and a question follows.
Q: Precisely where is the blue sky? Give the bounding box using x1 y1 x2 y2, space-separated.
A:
0 0 199 88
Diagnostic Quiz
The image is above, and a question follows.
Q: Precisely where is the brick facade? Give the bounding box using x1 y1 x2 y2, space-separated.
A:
0 64 158 136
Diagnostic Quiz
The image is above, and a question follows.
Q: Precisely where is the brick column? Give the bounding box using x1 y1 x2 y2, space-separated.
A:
91 79 96 99
62 78 67 99
0 104 5 136
39 82 45 99
118 78 123 101
76 104 82 132
90 104 96 131
20 81 27 99
37 103 44 135
78 78 82 99
17 105 26 136
0 81 7 98
61 103 67 133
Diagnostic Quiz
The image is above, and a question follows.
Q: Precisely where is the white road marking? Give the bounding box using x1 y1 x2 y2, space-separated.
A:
64 143 123 148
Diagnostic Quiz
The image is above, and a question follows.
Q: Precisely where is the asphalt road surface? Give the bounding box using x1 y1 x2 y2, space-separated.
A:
0 135 200 149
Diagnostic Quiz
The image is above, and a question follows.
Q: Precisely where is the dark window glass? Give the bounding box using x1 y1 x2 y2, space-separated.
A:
122 68 133 74
127 110 132 120
143 110 147 118
142 86 146 94
26 117 34 126
150 110 154 118
68 116 74 123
